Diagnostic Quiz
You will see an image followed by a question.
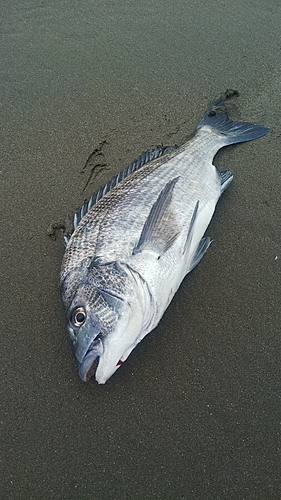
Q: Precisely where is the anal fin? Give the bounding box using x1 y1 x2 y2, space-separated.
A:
217 169 233 193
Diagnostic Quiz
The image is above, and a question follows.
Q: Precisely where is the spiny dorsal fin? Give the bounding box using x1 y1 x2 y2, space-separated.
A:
73 145 179 231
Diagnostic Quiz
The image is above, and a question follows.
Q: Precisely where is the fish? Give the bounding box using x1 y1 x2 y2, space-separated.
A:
59 97 269 384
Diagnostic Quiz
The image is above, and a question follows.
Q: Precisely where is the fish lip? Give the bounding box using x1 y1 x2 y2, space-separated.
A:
78 338 103 382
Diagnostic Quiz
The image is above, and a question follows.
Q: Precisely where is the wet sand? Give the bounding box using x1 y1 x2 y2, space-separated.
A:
1 1 280 498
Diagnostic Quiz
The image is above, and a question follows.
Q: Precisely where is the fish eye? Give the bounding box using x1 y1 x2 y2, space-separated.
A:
71 307 86 328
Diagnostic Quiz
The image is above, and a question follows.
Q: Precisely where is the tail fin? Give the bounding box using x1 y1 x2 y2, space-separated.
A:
197 97 269 145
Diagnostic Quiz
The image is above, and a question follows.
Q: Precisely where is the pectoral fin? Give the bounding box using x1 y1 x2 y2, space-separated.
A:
133 177 180 258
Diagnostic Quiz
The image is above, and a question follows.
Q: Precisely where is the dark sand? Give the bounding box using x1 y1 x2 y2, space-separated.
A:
1 1 280 498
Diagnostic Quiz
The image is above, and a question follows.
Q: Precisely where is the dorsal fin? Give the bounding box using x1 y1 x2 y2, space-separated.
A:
72 145 178 231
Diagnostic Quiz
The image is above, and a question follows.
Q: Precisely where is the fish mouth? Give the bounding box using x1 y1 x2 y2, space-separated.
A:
85 356 99 381
78 341 127 383
78 338 103 382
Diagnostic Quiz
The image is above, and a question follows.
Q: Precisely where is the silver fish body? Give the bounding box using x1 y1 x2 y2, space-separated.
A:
60 98 269 384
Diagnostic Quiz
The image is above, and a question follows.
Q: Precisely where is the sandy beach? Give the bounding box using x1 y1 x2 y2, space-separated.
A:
1 1 280 498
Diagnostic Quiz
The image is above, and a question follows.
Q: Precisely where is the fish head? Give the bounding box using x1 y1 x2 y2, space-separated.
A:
61 259 151 384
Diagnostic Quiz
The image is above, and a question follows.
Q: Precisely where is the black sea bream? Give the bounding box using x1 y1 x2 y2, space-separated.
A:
60 98 269 384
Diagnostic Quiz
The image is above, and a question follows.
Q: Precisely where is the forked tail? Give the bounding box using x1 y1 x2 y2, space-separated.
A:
197 97 269 145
